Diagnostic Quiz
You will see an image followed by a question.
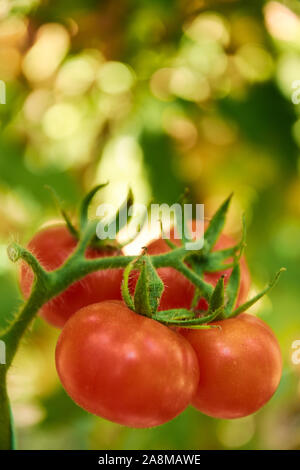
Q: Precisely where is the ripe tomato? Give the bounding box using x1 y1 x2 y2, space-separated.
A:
181 314 282 419
145 227 250 311
55 300 200 428
20 225 124 328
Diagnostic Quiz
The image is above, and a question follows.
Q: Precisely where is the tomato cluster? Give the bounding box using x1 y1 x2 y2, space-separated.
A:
19 223 282 427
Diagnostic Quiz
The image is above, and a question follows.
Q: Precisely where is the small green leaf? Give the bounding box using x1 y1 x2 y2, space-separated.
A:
61 209 78 239
121 259 136 311
158 212 177 249
224 263 240 316
190 288 201 309
209 276 225 313
180 324 221 330
153 309 195 322
240 214 247 255
198 305 225 324
228 268 286 318
79 183 108 231
120 202 148 248
204 194 232 253
45 185 78 238
200 246 239 272
191 216 246 273
106 188 134 236
157 305 223 326
134 256 164 317
175 189 192 247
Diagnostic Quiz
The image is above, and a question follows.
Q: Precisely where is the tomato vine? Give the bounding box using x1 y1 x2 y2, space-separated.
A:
0 187 284 449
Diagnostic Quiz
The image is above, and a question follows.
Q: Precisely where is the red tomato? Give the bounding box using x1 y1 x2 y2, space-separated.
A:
20 225 123 328
144 227 250 311
181 314 282 419
55 300 200 428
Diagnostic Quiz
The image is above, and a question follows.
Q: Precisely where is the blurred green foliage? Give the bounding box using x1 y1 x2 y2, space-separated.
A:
1 0 300 450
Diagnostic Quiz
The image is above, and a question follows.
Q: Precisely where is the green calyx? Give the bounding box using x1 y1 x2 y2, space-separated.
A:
119 190 284 329
121 252 164 318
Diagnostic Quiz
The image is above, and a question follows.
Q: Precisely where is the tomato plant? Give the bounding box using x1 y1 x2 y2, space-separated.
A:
20 225 124 328
55 300 200 428
181 313 282 419
0 189 284 449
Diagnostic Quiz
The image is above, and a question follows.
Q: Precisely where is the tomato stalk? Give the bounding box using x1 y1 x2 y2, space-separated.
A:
0 369 11 450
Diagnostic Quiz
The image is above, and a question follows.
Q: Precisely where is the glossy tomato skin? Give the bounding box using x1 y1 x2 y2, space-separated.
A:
20 225 124 328
55 300 200 428
145 229 251 311
181 314 282 419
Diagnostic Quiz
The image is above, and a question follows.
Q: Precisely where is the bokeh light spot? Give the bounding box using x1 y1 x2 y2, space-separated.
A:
97 61 135 95
23 23 70 82
42 103 81 140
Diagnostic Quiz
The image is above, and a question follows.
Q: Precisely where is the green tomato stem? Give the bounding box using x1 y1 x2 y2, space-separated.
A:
0 369 11 450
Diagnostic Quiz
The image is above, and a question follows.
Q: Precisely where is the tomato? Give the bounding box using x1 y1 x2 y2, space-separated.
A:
144 227 251 311
20 225 124 328
180 314 282 419
55 300 200 428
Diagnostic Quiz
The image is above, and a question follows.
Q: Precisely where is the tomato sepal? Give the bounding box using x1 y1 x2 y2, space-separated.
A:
202 193 233 254
227 268 286 319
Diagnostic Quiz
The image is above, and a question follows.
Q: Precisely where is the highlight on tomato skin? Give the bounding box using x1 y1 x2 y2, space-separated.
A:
180 313 282 419
55 300 200 428
134 223 251 311
19 225 124 328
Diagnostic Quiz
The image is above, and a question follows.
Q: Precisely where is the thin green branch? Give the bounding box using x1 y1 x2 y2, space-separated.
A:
7 243 48 281
2 285 50 368
74 220 99 255
0 369 11 450
176 261 214 299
